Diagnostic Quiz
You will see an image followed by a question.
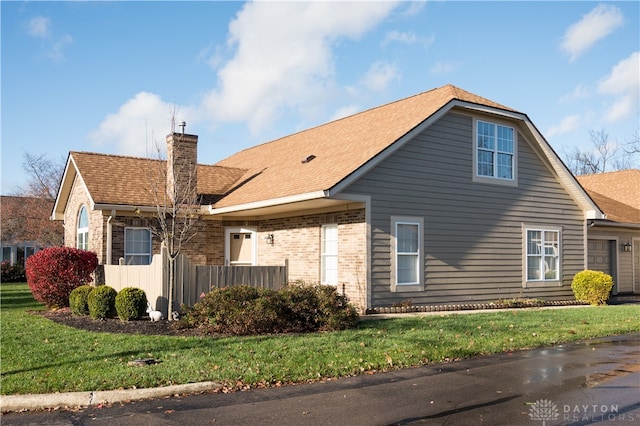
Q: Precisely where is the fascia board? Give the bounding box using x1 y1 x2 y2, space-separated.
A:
51 155 79 220
208 191 329 215
521 120 605 220
589 220 640 230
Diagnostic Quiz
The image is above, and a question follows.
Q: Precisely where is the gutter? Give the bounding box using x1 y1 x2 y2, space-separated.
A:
106 210 114 265
93 204 159 213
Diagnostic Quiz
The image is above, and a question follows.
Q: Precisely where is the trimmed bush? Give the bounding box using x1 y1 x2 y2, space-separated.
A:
1 261 26 282
115 287 148 321
178 283 359 335
571 270 614 305
25 247 98 308
69 285 93 316
88 286 117 320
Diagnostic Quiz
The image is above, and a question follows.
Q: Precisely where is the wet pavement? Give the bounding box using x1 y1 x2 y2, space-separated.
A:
2 333 639 425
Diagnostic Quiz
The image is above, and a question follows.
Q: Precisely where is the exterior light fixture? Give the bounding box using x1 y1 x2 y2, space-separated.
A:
623 241 632 253
265 233 274 245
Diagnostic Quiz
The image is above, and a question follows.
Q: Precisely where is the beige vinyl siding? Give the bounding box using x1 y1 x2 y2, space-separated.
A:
346 111 586 307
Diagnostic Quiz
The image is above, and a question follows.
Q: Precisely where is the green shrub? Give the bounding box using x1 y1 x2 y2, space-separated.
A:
571 270 614 305
178 283 359 335
69 285 94 316
115 287 148 321
88 286 117 319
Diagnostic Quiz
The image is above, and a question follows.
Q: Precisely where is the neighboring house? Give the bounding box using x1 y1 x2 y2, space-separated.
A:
52 84 607 311
576 169 640 295
1 196 63 268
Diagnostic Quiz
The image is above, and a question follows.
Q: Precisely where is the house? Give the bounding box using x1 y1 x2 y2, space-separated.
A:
1 196 63 268
52 84 608 312
576 169 640 294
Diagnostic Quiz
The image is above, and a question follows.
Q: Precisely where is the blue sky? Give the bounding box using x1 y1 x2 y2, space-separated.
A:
2 1 638 195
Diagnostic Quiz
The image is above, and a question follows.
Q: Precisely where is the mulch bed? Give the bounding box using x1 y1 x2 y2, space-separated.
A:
33 308 207 337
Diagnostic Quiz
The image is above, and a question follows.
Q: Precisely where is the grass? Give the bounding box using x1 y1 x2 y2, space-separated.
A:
1 282 639 395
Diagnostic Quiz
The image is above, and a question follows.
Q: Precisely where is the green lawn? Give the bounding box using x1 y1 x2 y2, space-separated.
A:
1 282 639 395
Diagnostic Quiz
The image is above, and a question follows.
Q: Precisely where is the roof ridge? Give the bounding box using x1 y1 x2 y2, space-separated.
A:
71 151 164 163
220 86 455 158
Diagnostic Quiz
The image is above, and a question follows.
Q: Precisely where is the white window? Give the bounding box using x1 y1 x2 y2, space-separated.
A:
321 224 338 285
526 228 560 282
124 228 152 265
391 216 424 291
77 206 89 250
476 120 515 180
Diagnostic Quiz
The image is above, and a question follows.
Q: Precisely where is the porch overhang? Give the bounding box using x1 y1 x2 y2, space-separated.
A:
207 191 362 219
587 220 640 230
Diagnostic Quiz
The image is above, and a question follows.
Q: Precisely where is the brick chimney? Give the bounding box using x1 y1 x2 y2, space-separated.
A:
166 128 198 203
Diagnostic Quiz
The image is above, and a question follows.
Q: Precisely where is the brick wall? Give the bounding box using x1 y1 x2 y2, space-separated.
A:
64 176 105 262
256 209 367 309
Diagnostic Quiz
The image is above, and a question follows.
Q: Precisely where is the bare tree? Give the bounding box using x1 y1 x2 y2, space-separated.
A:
623 130 640 156
561 129 637 175
1 196 64 247
0 153 65 248
143 125 202 318
20 152 65 200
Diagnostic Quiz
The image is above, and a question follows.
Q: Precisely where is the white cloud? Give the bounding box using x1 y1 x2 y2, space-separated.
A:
597 52 640 123
201 1 399 133
88 92 185 157
559 84 591 104
27 16 51 38
382 30 434 48
26 15 73 63
331 105 361 121
547 115 581 137
47 34 73 63
560 4 623 62
429 60 456 75
362 61 400 92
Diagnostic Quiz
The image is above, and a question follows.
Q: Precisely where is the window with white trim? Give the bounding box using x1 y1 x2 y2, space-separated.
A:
526 228 560 281
321 224 338 285
476 120 515 180
77 206 89 250
391 216 424 291
124 228 152 265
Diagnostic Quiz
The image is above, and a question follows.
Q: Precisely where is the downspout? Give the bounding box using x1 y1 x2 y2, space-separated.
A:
106 210 115 265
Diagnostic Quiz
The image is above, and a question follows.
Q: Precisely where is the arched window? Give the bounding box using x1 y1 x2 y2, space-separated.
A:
77 206 89 250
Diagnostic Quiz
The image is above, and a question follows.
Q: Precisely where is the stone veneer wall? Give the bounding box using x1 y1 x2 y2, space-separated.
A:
256 209 367 310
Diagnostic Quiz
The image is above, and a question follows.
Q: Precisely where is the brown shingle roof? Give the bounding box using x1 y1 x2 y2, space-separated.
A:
576 169 640 224
213 84 517 208
70 152 247 207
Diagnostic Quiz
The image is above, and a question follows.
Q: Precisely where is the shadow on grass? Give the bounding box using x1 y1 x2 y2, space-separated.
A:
1 336 208 377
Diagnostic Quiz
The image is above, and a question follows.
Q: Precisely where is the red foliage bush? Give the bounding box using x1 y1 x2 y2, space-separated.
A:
25 247 98 308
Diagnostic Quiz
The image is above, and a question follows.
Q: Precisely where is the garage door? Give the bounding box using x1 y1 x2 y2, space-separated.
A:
587 239 616 294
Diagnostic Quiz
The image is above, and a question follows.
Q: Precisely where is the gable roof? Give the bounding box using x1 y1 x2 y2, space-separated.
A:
210 84 602 220
52 152 246 219
212 84 516 209
52 84 604 221
576 169 640 224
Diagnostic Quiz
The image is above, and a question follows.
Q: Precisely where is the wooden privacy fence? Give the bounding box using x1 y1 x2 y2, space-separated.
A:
100 250 288 316
173 254 288 309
